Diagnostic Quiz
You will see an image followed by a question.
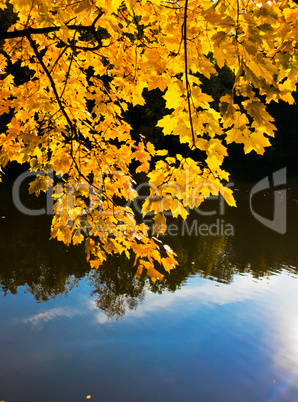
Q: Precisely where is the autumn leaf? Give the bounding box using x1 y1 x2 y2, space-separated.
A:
0 0 295 280
155 149 168 156
28 176 50 196
146 142 155 156
153 213 167 235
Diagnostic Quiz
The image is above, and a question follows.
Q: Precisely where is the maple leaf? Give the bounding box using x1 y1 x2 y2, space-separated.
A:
0 0 296 281
153 213 167 235
28 176 50 196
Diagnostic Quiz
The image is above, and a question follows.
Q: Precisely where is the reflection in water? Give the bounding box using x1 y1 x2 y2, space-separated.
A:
0 166 298 318
22 307 83 328
1 161 298 402
89 264 146 318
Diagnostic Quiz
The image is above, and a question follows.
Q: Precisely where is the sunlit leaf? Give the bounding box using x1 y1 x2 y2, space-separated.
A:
0 0 295 280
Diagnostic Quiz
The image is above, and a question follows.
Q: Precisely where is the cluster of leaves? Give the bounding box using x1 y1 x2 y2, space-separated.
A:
0 0 298 279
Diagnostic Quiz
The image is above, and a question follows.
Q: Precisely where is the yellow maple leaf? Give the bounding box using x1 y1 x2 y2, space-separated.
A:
0 0 294 280
161 257 176 273
148 74 170 92
146 142 155 156
155 149 168 156
153 213 167 235
28 176 49 196
163 82 183 109
141 260 164 282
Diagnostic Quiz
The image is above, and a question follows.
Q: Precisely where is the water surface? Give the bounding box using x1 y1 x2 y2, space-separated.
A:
0 159 298 402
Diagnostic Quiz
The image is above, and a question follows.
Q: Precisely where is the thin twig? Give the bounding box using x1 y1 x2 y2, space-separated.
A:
183 0 196 148
26 34 74 132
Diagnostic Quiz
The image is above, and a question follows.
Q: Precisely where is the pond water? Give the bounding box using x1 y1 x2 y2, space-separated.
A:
0 157 298 402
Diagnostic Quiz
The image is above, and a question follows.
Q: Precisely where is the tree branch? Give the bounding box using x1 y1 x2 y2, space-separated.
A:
26 34 74 134
183 0 196 148
0 17 103 41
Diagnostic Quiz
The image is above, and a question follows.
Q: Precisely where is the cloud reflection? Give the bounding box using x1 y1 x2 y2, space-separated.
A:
89 273 269 324
22 307 83 330
17 270 298 390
